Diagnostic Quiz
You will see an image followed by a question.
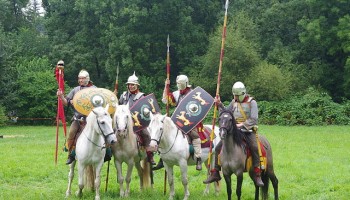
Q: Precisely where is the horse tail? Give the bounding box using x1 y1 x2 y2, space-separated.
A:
84 165 95 190
261 172 270 200
141 158 152 188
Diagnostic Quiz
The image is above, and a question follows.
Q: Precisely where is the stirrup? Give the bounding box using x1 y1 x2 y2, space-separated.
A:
152 159 164 170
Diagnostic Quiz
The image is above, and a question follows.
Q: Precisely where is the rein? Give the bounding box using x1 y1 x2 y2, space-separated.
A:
84 117 111 150
219 110 234 133
151 119 180 155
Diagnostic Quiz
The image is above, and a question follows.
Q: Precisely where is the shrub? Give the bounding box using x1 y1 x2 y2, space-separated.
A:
259 87 350 125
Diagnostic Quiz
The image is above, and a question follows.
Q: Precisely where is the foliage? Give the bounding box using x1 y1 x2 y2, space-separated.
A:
259 87 350 125
15 57 57 125
0 104 6 127
246 62 293 101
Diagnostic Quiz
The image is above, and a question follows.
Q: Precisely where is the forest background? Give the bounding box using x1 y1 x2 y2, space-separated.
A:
0 0 350 126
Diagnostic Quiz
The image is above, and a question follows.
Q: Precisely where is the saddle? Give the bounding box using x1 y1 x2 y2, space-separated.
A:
242 138 267 172
187 126 214 157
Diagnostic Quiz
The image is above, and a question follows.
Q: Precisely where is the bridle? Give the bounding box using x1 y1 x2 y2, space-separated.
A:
85 114 114 149
150 118 179 155
114 115 129 138
219 110 234 134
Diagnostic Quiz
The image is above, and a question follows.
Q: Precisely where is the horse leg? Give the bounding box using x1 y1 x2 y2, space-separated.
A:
76 163 85 198
166 165 175 200
179 160 189 200
223 174 232 200
124 161 135 197
236 174 243 200
94 162 103 200
135 160 143 190
254 185 260 200
65 161 75 198
269 172 279 200
115 160 125 197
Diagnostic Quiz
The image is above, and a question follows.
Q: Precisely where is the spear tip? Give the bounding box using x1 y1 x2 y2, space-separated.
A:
167 34 170 47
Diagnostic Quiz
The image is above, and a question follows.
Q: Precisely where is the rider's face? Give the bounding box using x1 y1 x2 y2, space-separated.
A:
128 84 138 92
78 77 88 86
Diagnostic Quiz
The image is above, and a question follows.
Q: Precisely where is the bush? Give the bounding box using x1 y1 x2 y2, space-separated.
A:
259 87 350 125
0 105 7 127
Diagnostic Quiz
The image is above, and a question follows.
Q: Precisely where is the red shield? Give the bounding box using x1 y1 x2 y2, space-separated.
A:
171 87 214 134
130 93 160 132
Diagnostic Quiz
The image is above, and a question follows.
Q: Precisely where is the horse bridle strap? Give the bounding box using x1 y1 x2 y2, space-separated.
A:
85 118 112 150
153 129 180 155
220 110 235 132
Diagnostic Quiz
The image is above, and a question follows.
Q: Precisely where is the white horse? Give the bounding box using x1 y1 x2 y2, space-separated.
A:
112 104 151 197
66 105 117 200
148 113 221 200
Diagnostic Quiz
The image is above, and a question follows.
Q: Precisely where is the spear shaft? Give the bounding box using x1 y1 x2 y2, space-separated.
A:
207 0 229 169
164 34 170 195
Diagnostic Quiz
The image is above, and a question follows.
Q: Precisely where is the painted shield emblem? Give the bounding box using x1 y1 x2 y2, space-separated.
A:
72 88 118 115
171 86 214 134
130 93 160 132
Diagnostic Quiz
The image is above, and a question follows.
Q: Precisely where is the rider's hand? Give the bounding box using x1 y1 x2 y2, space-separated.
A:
165 78 170 85
214 96 221 104
236 123 244 128
57 89 63 97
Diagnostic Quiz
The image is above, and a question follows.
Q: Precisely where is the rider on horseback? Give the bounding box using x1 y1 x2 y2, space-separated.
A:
153 75 203 171
203 81 264 187
57 67 98 165
118 72 155 165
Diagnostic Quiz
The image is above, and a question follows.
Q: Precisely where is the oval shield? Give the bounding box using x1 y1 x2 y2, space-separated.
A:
72 88 118 115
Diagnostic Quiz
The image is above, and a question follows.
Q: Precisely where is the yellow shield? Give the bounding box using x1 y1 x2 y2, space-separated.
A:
72 88 118 115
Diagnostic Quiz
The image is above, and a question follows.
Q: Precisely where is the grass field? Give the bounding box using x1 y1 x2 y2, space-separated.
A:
0 125 349 200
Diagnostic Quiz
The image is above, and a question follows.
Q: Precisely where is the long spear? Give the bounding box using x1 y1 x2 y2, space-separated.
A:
207 0 229 171
163 34 170 195
106 63 120 192
55 61 67 165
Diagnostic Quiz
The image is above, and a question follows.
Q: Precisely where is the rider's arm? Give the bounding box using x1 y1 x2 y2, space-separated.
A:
243 100 258 129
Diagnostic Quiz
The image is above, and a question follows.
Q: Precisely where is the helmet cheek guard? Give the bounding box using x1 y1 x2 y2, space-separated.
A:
232 81 246 102
78 70 90 86
176 75 191 90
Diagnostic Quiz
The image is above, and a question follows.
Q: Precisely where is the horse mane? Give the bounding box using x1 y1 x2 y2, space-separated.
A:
220 108 244 145
163 115 176 134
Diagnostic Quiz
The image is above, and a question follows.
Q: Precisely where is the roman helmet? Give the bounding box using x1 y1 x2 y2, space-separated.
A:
232 81 246 102
57 60 64 66
78 69 90 86
57 60 64 69
176 75 191 90
126 72 140 85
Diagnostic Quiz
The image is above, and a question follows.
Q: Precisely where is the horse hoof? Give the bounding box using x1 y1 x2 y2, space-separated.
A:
65 191 71 198
94 196 100 200
75 191 82 198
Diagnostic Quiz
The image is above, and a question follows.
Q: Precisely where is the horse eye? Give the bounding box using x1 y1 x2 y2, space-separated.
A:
101 121 105 124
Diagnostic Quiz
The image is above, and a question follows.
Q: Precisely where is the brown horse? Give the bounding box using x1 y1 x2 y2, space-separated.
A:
218 108 279 200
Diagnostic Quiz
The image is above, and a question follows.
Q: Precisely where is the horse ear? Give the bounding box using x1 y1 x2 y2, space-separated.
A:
105 103 110 112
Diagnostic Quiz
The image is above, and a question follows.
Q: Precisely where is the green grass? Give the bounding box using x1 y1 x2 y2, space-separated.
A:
0 125 349 200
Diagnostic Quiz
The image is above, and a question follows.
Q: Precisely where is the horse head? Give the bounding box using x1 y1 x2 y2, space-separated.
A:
91 104 117 145
148 112 166 152
113 104 132 138
218 108 236 139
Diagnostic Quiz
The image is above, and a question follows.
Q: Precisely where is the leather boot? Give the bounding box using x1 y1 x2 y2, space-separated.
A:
203 169 221 184
147 151 156 165
196 157 202 171
152 158 164 170
104 147 112 162
66 154 75 165
254 167 264 187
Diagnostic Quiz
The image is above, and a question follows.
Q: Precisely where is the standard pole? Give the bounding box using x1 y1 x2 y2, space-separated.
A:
207 0 230 171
